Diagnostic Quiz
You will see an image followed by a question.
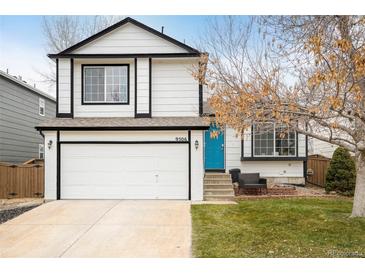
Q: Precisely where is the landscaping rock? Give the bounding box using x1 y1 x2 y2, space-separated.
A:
0 205 39 224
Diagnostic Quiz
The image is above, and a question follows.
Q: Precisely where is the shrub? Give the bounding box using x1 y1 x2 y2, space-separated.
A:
325 147 356 196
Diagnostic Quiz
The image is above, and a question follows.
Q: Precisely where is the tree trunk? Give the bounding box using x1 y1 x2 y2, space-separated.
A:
351 151 365 217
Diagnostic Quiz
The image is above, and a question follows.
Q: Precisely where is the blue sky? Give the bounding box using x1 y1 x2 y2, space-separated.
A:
0 15 216 96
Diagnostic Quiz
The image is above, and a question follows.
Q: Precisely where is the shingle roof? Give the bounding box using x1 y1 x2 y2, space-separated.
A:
0 70 56 101
36 117 210 130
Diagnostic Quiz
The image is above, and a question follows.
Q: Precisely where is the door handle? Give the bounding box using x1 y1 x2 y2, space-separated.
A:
221 144 224 150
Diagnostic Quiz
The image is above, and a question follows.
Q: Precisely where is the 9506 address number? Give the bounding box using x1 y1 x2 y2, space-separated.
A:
175 137 188 142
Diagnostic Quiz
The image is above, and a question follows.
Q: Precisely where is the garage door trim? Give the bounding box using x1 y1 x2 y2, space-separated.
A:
56 131 191 200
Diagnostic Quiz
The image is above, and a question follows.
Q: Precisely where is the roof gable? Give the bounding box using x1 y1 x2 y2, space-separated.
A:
58 17 200 56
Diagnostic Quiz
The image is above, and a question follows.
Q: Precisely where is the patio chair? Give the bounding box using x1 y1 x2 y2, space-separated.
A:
238 173 268 195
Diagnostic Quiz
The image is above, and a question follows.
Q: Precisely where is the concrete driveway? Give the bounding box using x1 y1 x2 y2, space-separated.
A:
0 200 191 257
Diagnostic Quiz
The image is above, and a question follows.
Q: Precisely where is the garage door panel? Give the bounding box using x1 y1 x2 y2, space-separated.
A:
61 143 188 199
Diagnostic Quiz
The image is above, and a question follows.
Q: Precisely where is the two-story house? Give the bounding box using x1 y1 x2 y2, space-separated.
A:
36 17 307 201
36 17 209 200
0 69 56 163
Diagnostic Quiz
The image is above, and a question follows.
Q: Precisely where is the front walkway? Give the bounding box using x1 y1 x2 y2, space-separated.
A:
0 200 191 257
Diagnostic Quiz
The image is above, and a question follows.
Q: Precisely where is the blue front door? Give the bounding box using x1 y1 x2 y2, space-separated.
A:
204 124 225 170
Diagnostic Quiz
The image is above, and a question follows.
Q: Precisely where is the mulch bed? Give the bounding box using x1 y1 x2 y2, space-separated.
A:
0 205 39 224
234 184 341 200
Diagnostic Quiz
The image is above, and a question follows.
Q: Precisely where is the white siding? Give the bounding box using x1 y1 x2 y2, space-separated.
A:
60 131 188 142
243 127 252 157
58 58 71 113
136 58 150 114
234 161 304 177
44 131 57 200
308 137 337 158
225 127 304 178
191 130 204 201
73 59 135 117
72 23 188 54
152 59 199 117
298 133 307 157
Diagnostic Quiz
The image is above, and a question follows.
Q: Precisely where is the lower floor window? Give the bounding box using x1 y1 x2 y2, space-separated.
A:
39 144 44 159
253 123 296 157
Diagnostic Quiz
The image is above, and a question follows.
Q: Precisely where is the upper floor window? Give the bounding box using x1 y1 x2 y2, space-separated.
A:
253 123 296 157
83 65 129 104
39 98 45 116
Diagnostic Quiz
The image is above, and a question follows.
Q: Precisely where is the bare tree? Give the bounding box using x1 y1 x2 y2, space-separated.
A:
197 16 365 217
40 16 123 84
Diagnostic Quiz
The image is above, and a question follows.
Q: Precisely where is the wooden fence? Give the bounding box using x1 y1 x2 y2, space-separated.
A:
306 155 331 187
0 161 44 199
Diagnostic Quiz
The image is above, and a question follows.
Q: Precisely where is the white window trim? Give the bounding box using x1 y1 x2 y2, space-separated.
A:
83 65 129 104
253 122 297 157
39 98 45 116
39 144 44 159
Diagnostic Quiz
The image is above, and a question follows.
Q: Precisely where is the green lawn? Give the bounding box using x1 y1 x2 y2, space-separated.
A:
191 198 365 258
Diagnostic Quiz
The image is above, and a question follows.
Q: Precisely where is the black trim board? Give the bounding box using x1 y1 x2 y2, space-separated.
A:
56 113 73 118
134 114 152 118
199 84 203 116
149 58 152 117
81 64 130 105
251 125 254 157
70 58 74 118
188 130 191 200
56 137 192 200
134 58 138 117
55 17 200 56
205 169 226 173
56 130 60 200
48 53 200 59
296 131 299 157
303 160 308 181
241 157 307 161
56 59 59 115
36 126 210 131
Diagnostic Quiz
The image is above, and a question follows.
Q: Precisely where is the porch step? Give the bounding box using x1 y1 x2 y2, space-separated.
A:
204 189 235 196
204 179 232 184
204 183 234 190
204 194 235 201
203 173 235 201
204 173 232 179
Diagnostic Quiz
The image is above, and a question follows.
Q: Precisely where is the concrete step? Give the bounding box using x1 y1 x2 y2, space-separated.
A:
204 184 234 190
204 179 232 185
204 194 235 201
204 189 235 196
204 173 231 179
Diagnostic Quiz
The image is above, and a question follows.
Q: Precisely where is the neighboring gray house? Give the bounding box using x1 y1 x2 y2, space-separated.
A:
0 70 56 164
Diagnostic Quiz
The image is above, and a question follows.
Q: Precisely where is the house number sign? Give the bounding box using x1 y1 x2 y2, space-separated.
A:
175 137 188 142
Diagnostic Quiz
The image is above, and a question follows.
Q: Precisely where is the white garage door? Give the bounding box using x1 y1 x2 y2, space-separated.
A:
60 143 189 199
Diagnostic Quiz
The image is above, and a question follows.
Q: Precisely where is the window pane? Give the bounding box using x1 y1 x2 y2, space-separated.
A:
84 67 105 102
105 66 128 103
253 123 274 156
275 124 296 156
